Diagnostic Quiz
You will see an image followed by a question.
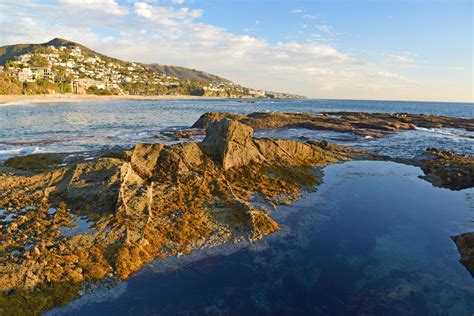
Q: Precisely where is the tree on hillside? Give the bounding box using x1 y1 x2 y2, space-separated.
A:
29 55 49 67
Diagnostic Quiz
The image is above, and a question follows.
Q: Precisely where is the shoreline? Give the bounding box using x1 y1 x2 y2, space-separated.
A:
0 94 248 104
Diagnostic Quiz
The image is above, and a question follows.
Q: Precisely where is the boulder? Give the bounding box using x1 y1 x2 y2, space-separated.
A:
128 143 164 179
191 112 247 129
200 119 264 170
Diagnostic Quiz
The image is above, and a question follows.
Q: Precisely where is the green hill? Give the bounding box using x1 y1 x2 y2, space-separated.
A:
0 38 303 98
0 38 229 84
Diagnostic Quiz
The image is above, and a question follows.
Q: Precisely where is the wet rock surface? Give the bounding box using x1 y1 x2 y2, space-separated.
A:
193 112 473 191
416 148 474 191
1 112 473 315
193 111 474 138
452 232 474 277
0 119 365 315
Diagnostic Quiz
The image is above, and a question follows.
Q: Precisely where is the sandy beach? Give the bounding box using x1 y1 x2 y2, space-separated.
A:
0 94 230 104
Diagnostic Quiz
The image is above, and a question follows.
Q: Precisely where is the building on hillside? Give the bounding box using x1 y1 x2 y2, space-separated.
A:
18 68 33 82
248 89 266 97
31 67 52 81
70 47 82 57
19 54 31 63
66 60 76 68
71 78 110 94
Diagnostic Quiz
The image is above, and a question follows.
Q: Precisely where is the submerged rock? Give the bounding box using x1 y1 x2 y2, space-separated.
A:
0 118 366 315
452 232 474 277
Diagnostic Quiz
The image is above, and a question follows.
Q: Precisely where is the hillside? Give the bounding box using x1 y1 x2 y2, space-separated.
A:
0 38 228 84
0 38 303 98
0 38 75 66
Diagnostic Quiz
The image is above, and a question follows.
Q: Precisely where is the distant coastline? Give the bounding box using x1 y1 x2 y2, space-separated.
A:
0 93 270 105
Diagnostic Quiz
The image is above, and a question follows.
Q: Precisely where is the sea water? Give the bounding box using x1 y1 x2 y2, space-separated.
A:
46 161 474 315
2 99 473 314
0 98 472 160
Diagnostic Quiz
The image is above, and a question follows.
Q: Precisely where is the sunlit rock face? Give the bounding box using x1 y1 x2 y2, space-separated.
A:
0 118 363 315
200 119 264 170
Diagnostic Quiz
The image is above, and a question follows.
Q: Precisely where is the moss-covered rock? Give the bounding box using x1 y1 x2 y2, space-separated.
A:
4 153 64 172
418 148 474 190
0 118 366 314
452 232 474 277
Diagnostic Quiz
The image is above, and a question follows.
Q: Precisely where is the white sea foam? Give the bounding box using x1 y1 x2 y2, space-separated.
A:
0 99 82 107
414 126 474 139
0 146 45 159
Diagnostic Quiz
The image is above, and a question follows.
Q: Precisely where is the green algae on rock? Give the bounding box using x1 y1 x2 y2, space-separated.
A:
4 153 64 173
452 233 474 277
0 119 368 315
413 148 474 191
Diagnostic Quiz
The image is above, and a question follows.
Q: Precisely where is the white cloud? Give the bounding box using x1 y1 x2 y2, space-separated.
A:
291 9 303 14
315 25 332 33
0 0 471 102
386 52 416 64
58 0 129 16
135 2 203 25
171 0 185 4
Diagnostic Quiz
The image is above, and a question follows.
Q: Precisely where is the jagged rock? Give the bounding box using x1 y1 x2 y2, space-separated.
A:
200 119 264 170
417 148 473 190
193 111 474 138
192 112 247 129
0 117 377 314
53 158 124 213
128 143 164 179
2 112 470 315
452 232 474 277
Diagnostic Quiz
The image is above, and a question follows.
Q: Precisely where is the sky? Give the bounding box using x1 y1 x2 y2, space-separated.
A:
0 0 472 102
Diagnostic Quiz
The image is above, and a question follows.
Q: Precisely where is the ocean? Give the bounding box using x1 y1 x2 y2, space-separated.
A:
0 98 473 160
1 98 474 315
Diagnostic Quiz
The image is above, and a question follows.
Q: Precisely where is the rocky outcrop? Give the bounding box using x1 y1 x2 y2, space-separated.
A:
192 112 247 129
192 111 474 138
416 148 474 190
452 233 474 277
0 119 365 315
200 119 265 170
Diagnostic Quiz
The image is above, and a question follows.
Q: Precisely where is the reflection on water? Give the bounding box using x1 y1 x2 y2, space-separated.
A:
48 161 474 315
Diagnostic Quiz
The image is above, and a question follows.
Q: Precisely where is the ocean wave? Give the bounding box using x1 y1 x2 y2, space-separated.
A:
0 136 93 146
0 146 45 158
414 126 474 139
0 99 82 107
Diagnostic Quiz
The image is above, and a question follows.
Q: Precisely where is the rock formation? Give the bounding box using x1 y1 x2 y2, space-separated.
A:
192 111 474 138
452 233 474 277
416 148 474 190
1 112 473 315
0 119 365 315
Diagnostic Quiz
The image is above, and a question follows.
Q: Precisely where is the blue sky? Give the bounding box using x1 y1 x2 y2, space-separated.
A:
1 0 472 101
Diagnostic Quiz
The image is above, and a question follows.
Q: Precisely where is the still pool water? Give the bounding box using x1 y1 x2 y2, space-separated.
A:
47 161 474 315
